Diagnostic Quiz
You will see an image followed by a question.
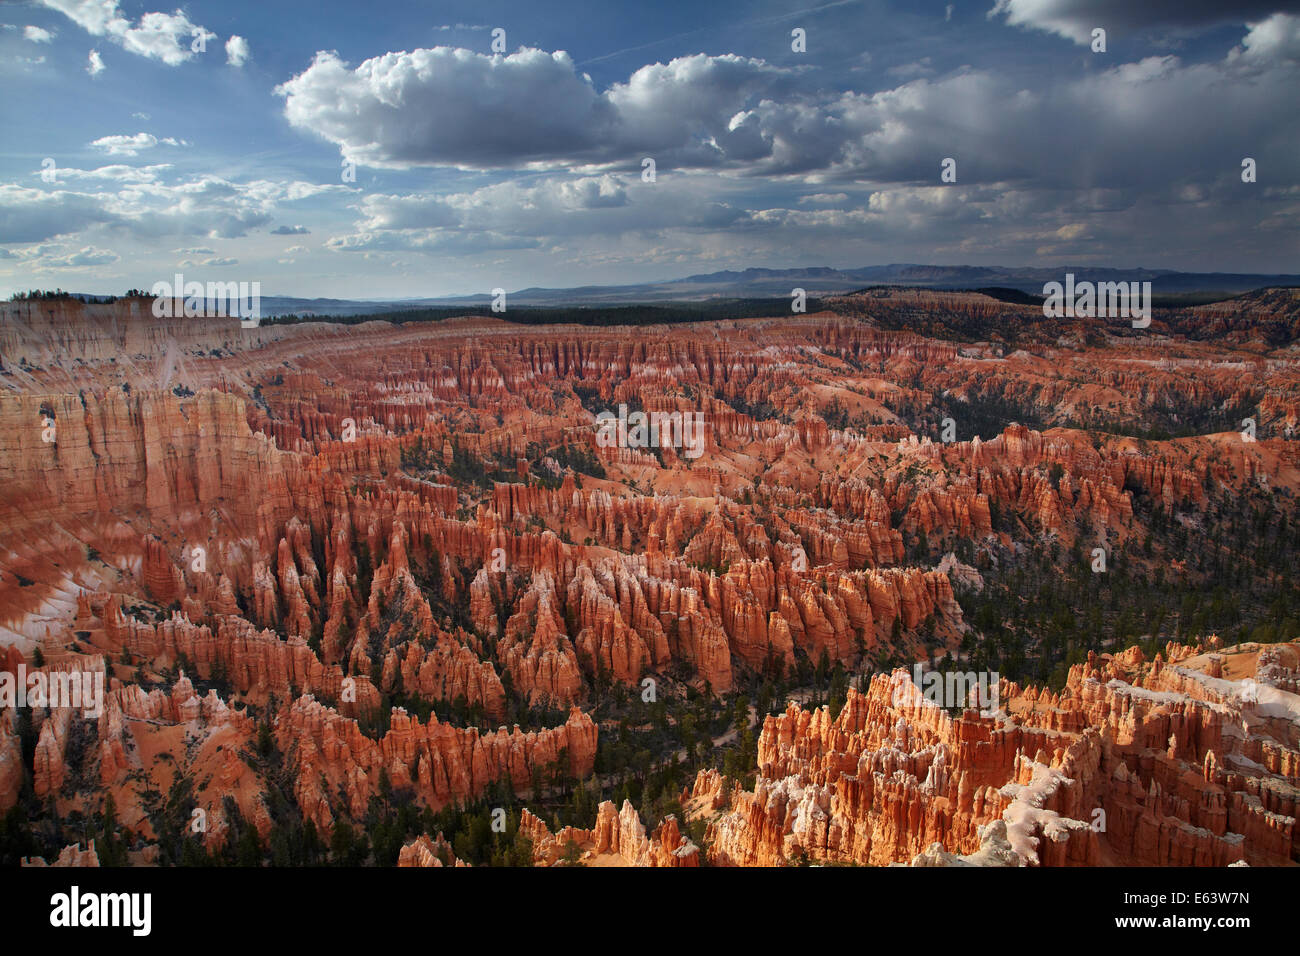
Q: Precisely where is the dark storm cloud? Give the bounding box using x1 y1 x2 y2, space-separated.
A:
277 23 1299 196
989 0 1300 44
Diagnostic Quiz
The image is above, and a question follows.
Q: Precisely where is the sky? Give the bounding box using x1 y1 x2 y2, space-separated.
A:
0 0 1297 299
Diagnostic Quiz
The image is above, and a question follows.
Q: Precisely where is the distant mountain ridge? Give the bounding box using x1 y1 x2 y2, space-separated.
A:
64 264 1300 316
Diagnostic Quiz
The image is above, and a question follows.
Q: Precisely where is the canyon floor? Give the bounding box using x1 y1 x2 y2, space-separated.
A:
1 288 1298 868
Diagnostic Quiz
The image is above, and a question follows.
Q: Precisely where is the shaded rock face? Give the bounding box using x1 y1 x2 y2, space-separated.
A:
1 295 1298 865
275 695 596 833
695 642 1300 867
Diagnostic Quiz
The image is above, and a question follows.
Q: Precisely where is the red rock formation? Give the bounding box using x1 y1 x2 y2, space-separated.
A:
696 643 1299 866
20 842 101 867
397 832 468 867
4 295 1298 868
521 799 699 866
277 694 597 832
0 707 23 811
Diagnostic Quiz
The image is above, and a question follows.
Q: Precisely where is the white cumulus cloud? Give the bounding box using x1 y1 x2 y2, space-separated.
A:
39 0 215 66
89 132 158 155
226 35 249 67
276 47 790 171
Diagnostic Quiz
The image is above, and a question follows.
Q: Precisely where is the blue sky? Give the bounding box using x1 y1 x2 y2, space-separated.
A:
1 0 1297 298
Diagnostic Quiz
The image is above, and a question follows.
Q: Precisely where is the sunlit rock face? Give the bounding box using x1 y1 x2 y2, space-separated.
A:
697 643 1300 867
